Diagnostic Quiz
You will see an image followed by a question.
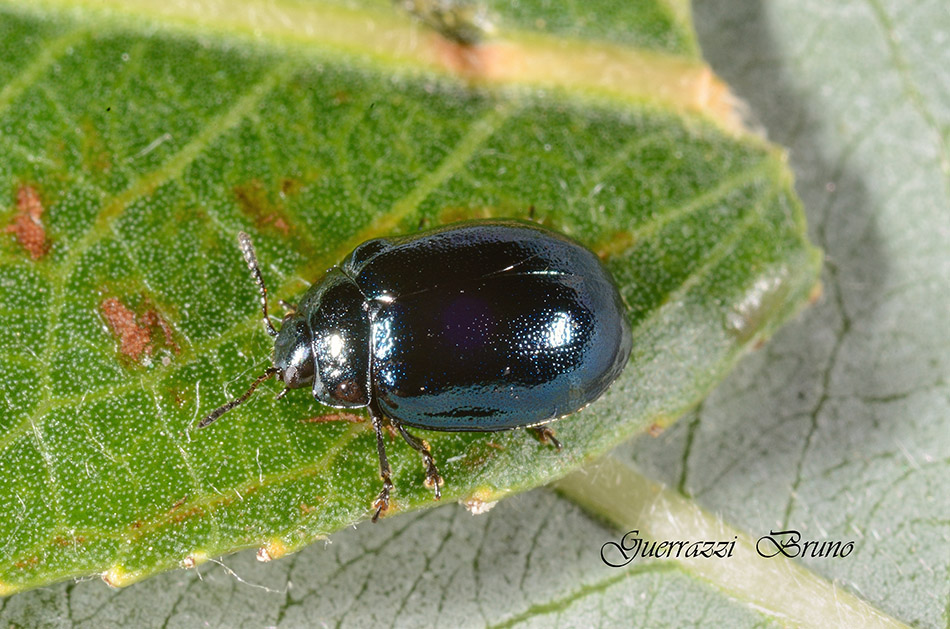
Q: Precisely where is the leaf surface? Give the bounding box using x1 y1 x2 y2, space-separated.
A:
0 0 822 597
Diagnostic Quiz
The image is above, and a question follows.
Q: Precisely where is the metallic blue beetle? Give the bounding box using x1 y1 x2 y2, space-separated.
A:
199 220 631 520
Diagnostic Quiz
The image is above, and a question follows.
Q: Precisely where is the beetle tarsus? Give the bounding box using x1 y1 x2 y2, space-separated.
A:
372 474 393 522
530 426 562 451
424 471 443 500
396 423 443 499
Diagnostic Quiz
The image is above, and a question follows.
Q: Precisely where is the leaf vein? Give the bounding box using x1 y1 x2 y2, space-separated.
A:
0 60 299 457
0 28 87 115
865 0 950 199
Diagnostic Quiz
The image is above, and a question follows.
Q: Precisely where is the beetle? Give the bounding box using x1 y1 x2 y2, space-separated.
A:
198 220 632 520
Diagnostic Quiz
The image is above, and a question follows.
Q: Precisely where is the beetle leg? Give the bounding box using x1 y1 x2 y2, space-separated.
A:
395 423 443 500
370 405 394 522
529 426 562 451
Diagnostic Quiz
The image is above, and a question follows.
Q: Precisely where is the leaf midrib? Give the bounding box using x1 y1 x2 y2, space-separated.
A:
555 457 910 629
1 0 743 132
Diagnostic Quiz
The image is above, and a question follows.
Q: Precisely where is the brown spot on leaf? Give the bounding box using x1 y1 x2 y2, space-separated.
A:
301 412 366 424
234 180 268 215
433 38 494 77
101 297 152 361
5 185 50 260
234 179 293 235
168 386 189 408
280 177 300 196
647 423 664 437
167 495 188 513
170 504 206 524
142 308 180 354
302 411 395 437
331 90 350 105
80 118 111 173
271 216 290 233
13 556 39 569
595 230 635 260
100 296 180 362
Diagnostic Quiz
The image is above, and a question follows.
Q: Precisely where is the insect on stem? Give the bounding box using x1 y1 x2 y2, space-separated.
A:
238 231 279 337
197 367 278 429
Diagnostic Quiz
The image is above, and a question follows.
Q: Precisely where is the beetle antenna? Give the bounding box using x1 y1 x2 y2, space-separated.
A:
197 367 278 429
237 231 279 337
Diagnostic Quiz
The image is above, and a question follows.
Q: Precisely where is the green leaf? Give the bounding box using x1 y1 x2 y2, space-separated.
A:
0 0 822 598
